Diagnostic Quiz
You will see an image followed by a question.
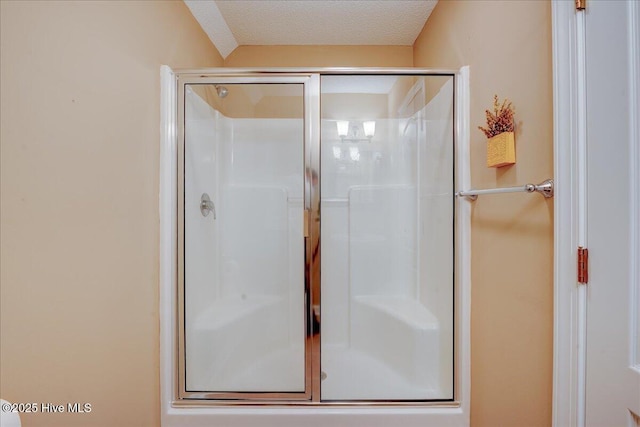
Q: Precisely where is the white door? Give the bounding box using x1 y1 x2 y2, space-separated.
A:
584 0 640 425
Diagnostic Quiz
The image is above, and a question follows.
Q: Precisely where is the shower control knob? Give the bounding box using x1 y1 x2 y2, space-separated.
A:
200 193 216 219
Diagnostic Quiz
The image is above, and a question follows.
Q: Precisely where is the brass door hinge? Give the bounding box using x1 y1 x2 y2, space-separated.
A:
576 0 586 11
578 247 589 284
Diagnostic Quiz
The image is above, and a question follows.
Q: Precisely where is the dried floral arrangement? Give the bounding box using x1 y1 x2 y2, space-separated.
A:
478 95 515 138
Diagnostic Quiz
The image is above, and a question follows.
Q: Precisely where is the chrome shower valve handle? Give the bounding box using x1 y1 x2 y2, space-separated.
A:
200 193 216 219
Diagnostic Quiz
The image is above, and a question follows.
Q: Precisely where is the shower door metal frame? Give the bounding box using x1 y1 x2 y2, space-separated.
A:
172 68 467 409
176 73 321 401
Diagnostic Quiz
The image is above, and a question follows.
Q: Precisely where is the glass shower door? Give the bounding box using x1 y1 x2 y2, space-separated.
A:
319 75 455 401
178 78 314 399
175 72 455 403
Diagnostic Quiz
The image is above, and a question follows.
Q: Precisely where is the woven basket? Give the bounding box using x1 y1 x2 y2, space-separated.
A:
487 131 515 168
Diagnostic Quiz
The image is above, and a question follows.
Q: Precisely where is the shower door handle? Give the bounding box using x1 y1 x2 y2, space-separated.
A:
303 209 310 237
200 193 216 219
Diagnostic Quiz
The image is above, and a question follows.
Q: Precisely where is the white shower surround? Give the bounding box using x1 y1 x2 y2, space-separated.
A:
183 87 450 396
160 66 471 426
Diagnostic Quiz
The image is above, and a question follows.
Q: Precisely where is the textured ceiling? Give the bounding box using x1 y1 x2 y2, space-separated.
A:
184 0 438 58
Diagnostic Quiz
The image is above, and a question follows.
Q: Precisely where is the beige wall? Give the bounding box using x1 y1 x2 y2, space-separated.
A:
225 45 413 68
414 1 554 426
0 1 223 426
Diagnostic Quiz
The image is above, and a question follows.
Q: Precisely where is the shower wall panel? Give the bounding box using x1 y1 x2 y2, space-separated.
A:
419 79 454 397
349 185 416 297
184 87 219 323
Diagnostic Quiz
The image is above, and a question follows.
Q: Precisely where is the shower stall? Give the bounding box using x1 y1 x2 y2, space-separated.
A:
170 69 463 406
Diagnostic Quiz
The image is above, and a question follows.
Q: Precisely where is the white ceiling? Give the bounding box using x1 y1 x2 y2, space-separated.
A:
184 0 438 58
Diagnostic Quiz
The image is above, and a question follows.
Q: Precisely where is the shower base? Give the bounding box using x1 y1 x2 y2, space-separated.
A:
207 345 305 392
321 345 442 401
188 294 446 399
321 296 446 400
187 294 305 392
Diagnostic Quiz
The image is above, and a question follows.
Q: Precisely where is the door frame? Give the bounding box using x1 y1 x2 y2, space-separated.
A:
551 1 585 425
160 66 471 426
551 1 640 425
